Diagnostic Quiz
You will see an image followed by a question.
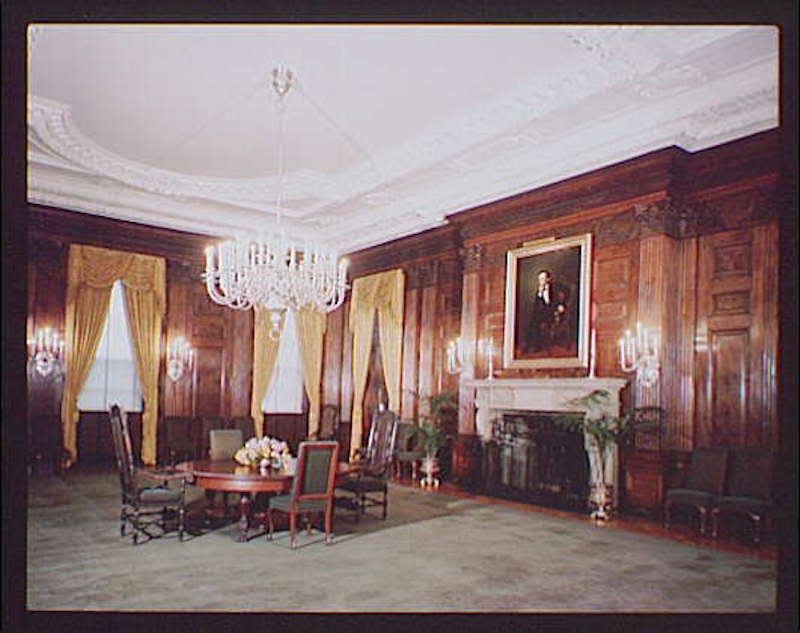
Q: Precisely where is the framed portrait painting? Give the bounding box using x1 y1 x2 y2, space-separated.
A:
503 233 592 369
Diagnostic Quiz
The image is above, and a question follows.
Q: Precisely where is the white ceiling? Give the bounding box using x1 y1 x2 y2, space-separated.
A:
27 24 779 254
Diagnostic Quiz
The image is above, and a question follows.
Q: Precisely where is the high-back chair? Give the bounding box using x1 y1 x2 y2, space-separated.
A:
337 410 399 522
394 421 425 481
198 416 227 459
110 404 186 545
711 448 774 545
266 441 340 548
209 429 244 461
664 447 729 535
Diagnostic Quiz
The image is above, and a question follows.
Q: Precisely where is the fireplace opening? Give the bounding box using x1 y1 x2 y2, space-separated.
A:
481 412 589 512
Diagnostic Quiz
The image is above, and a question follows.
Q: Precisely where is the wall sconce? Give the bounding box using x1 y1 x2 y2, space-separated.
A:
618 322 660 389
167 336 195 382
446 337 463 375
27 326 64 378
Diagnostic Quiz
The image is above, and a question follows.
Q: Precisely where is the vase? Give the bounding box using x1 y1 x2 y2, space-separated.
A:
420 456 440 489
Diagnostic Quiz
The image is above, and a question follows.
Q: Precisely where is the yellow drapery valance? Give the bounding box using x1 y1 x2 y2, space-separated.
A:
61 244 165 466
349 269 405 458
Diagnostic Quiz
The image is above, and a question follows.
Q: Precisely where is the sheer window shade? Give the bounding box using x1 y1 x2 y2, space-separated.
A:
262 309 304 414
77 281 142 412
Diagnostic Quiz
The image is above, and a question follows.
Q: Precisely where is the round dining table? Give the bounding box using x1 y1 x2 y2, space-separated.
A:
176 459 357 542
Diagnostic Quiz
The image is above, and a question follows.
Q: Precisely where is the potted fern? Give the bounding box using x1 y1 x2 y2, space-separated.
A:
406 390 457 488
556 390 661 520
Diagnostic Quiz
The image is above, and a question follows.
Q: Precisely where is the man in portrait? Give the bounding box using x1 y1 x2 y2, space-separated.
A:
527 269 572 353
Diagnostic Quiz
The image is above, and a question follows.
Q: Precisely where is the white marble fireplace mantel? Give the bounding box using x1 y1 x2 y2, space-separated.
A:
466 377 628 440
465 377 629 511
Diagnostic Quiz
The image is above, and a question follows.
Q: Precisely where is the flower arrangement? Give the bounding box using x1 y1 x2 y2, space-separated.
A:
233 435 291 469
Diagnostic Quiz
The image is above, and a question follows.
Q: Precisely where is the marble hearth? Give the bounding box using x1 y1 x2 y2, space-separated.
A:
466 377 628 508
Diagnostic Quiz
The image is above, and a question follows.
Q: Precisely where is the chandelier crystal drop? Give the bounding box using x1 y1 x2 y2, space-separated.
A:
203 66 349 338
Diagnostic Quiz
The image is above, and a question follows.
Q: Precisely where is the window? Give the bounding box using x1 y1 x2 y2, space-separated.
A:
262 309 305 414
77 281 143 412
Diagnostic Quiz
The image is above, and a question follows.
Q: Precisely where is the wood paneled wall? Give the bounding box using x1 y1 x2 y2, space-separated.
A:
27 207 256 463
340 129 782 453
26 128 783 467
320 226 463 439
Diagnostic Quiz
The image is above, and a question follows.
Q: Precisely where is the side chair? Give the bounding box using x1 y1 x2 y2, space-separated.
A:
209 428 244 511
394 420 425 482
664 447 728 536
337 410 399 522
110 404 186 545
711 448 774 545
266 441 340 549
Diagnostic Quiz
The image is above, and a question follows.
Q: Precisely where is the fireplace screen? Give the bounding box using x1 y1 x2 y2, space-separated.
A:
482 412 589 511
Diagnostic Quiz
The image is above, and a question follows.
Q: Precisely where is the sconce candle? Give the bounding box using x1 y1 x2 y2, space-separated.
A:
167 336 195 381
28 326 64 378
446 337 463 375
618 322 660 389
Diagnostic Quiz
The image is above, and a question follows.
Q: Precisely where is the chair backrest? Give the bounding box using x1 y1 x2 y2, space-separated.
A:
395 421 421 452
362 410 399 477
727 448 773 500
685 447 729 494
318 405 340 441
109 404 136 498
198 416 226 457
209 429 244 460
229 416 255 439
291 441 340 502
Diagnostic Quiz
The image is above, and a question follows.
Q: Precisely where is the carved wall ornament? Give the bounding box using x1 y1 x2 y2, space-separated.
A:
593 212 639 245
461 244 486 272
632 201 683 237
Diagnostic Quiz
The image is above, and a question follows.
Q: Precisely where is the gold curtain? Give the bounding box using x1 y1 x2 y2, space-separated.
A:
376 269 405 413
122 254 166 466
61 280 113 467
348 269 405 457
295 308 328 438
250 309 284 438
61 245 165 466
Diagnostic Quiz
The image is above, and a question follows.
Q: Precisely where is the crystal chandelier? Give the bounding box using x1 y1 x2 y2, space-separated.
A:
203 67 348 338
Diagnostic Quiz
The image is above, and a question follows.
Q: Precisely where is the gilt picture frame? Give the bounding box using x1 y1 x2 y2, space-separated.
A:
503 233 592 369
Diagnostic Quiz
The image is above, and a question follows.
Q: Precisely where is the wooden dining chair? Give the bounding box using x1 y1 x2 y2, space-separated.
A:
266 441 340 549
336 410 399 522
110 404 186 545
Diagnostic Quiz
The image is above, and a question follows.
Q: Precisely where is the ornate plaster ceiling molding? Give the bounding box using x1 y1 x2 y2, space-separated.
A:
28 97 337 209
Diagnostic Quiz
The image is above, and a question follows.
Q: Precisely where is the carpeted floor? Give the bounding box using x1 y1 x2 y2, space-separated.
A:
26 469 777 613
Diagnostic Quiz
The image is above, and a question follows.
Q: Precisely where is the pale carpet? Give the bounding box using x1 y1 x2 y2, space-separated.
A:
26 469 776 613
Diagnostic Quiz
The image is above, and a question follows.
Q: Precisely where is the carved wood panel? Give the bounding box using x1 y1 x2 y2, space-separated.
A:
709 329 750 447
593 240 639 380
694 225 776 450
192 346 224 417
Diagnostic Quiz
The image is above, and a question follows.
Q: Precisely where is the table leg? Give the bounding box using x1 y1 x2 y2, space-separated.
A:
237 493 251 542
